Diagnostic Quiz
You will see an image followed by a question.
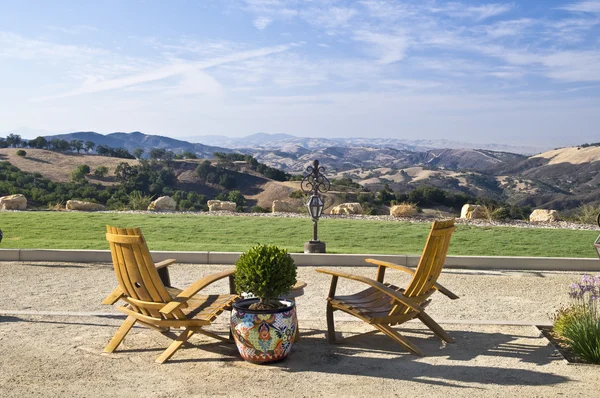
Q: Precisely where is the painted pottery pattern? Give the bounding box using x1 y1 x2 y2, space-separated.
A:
231 301 297 363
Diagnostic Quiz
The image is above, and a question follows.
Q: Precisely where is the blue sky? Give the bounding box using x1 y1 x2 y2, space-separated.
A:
1 0 599 146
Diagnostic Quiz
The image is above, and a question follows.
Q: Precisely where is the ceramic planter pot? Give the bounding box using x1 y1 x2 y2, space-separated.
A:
230 298 297 363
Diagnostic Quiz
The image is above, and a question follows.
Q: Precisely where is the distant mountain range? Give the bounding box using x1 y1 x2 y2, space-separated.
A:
183 133 545 155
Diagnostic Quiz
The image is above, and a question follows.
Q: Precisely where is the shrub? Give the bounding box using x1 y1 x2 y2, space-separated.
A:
234 244 297 310
77 164 91 174
16 150 26 157
574 203 600 225
127 191 154 210
94 166 109 178
552 275 600 363
71 169 86 182
251 205 269 213
289 190 305 199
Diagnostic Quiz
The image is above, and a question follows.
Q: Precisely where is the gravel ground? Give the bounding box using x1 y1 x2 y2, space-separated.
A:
2 260 600 397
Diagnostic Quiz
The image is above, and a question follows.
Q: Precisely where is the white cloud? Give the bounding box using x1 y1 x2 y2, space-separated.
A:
302 7 358 29
253 16 272 30
479 18 534 38
33 43 295 100
559 1 600 13
353 30 410 64
0 32 107 60
47 25 99 34
430 3 513 21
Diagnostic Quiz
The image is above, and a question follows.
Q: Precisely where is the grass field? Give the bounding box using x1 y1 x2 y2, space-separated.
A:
0 212 598 257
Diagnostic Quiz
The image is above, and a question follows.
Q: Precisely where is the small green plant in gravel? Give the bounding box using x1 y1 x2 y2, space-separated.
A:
234 244 297 310
553 274 600 364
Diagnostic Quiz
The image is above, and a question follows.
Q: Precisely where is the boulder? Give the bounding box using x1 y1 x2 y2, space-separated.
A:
529 209 559 223
272 200 304 213
207 200 237 212
148 196 177 211
331 202 363 215
65 200 106 211
0 194 27 210
460 204 486 219
390 204 418 217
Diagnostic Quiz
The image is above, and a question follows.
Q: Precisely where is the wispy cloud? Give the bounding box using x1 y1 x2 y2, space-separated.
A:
353 30 410 65
253 16 272 30
559 1 600 13
34 43 296 100
46 25 99 34
302 6 358 29
430 3 514 21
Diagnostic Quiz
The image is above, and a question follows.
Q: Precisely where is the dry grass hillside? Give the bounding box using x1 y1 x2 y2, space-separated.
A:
0 148 139 184
531 146 600 165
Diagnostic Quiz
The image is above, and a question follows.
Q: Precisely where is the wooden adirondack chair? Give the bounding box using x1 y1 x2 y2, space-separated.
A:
316 219 458 356
102 226 239 364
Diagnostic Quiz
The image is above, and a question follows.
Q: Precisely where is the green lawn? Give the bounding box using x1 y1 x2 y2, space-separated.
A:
0 212 598 258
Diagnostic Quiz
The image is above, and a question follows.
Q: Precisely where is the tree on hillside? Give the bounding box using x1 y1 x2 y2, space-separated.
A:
195 160 211 182
84 141 96 153
94 166 109 178
29 136 48 149
96 145 109 156
49 138 71 152
227 190 246 210
6 134 22 148
71 140 84 153
77 164 91 174
182 151 197 159
133 148 144 159
0 138 7 148
149 148 175 161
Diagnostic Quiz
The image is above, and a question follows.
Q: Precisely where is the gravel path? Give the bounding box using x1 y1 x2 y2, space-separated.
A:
2 260 600 397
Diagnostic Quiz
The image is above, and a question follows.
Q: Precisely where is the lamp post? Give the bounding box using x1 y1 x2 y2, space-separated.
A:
301 160 330 253
594 213 600 259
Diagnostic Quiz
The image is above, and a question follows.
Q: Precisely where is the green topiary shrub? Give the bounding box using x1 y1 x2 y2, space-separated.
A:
16 150 26 157
234 244 297 310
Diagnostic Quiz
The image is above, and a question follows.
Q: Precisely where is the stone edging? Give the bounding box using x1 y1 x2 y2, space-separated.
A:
0 249 598 271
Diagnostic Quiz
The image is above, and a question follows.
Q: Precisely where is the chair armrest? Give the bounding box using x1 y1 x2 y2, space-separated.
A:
365 258 459 300
102 286 124 305
155 259 176 269
365 258 415 275
160 269 236 314
315 268 423 312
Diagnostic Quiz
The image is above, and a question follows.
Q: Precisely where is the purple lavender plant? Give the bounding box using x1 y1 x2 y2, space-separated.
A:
568 274 600 302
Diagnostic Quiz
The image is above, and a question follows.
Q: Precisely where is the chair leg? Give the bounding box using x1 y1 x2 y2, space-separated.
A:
326 302 336 343
104 315 136 353
417 312 455 343
155 326 199 364
373 324 425 356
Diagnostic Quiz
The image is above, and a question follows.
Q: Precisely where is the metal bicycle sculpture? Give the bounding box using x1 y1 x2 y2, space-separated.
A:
300 160 330 252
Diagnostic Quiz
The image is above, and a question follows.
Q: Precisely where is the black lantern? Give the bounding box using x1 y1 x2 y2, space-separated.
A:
307 195 324 220
301 160 330 253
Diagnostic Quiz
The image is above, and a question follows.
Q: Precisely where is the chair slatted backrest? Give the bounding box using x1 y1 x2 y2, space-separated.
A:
106 225 183 320
403 219 455 299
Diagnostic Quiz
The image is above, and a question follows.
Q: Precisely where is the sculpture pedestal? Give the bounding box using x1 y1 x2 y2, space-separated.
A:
304 240 326 253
